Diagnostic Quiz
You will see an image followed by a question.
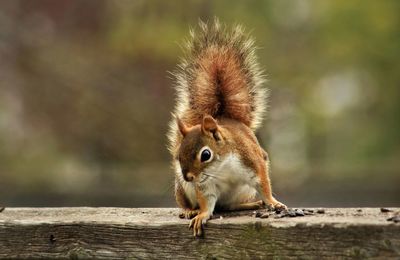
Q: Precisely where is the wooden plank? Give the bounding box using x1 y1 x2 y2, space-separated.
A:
0 207 399 259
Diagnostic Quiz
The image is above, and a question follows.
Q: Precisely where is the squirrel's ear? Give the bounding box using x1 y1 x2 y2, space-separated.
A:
176 116 189 137
202 115 221 141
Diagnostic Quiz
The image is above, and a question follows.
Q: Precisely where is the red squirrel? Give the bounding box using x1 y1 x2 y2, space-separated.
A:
168 19 287 237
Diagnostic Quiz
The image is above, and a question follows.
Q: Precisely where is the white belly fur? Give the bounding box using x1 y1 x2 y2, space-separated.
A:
176 153 259 209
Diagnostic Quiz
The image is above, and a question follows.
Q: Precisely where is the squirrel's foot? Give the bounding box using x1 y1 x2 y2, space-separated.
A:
266 198 287 212
273 201 287 212
189 212 210 237
179 209 200 219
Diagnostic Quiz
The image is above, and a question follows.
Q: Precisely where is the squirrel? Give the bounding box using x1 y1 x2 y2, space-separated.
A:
168 19 287 237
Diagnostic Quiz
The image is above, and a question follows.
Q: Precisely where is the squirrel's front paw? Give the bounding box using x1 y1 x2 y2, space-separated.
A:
189 212 210 237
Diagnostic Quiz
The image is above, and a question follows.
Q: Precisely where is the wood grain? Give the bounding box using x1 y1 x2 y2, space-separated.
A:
0 207 399 259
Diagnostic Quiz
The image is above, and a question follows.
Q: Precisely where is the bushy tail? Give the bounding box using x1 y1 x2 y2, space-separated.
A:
169 19 267 148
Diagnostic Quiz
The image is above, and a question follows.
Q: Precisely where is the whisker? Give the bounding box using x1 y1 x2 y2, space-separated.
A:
200 172 220 183
199 175 209 183
203 173 219 179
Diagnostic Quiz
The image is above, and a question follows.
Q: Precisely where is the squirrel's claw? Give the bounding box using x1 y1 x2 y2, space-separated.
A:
189 219 194 229
189 213 209 237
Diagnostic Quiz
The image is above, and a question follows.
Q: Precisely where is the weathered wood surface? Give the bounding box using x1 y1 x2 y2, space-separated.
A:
0 207 399 259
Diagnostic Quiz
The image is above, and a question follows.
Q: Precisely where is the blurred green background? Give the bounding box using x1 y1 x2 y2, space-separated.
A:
0 0 399 207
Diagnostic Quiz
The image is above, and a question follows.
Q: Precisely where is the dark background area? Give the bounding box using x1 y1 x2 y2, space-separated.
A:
0 0 399 207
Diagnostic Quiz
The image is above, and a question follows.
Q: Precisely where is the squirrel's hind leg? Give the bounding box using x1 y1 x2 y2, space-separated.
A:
224 200 264 211
256 160 287 211
179 209 200 219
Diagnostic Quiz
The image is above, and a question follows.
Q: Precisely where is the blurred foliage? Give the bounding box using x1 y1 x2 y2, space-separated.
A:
0 0 399 206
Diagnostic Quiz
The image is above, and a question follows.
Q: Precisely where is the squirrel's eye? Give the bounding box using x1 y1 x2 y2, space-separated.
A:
200 148 212 163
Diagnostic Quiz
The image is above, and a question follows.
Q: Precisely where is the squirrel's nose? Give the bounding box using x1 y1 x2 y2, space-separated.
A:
183 171 195 182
